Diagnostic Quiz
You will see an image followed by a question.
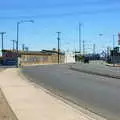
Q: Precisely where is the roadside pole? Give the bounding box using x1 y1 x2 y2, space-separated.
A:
113 35 115 67
0 32 6 56
57 32 61 64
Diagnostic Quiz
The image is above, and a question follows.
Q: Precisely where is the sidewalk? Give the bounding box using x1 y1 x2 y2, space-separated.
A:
106 63 120 67
0 68 106 120
0 88 18 120
70 63 120 79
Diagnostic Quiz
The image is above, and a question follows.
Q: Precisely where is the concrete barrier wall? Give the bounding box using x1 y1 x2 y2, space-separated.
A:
1 50 65 66
21 54 65 66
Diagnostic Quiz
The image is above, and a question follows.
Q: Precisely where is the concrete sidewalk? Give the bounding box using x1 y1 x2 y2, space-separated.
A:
106 63 120 67
70 63 120 79
0 68 106 120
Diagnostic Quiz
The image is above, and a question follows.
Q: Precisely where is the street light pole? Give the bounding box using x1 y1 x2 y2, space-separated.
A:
98 33 103 54
16 22 20 68
16 20 34 68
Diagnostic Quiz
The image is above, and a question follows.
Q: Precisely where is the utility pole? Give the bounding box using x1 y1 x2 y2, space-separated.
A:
93 44 96 54
22 44 25 51
93 44 96 60
74 38 76 57
16 22 19 55
25 47 29 52
113 35 115 66
107 46 110 57
57 32 61 64
113 34 115 49
0 32 6 54
83 40 85 56
11 40 16 51
79 23 82 54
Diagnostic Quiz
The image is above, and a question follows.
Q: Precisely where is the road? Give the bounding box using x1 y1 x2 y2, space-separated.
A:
22 64 120 120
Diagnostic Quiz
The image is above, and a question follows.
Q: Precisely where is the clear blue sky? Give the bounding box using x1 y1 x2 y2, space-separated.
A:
0 0 120 54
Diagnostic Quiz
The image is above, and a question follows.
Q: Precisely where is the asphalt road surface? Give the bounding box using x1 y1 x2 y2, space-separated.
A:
22 64 120 120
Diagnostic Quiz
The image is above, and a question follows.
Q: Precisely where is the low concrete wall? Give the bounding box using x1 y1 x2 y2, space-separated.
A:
21 54 65 66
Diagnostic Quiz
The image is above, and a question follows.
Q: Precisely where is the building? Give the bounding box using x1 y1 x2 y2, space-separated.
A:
65 51 75 63
109 47 120 64
2 49 65 66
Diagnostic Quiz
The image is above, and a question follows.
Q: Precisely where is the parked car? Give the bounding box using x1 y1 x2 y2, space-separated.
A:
84 57 89 63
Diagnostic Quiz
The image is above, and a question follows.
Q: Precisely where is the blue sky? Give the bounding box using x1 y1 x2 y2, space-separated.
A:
0 0 120 54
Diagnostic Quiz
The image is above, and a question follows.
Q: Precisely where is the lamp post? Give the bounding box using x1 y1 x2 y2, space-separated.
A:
16 20 34 67
98 33 103 53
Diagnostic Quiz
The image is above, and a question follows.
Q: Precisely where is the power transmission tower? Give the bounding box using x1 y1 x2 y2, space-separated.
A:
0 32 6 53
57 32 61 64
